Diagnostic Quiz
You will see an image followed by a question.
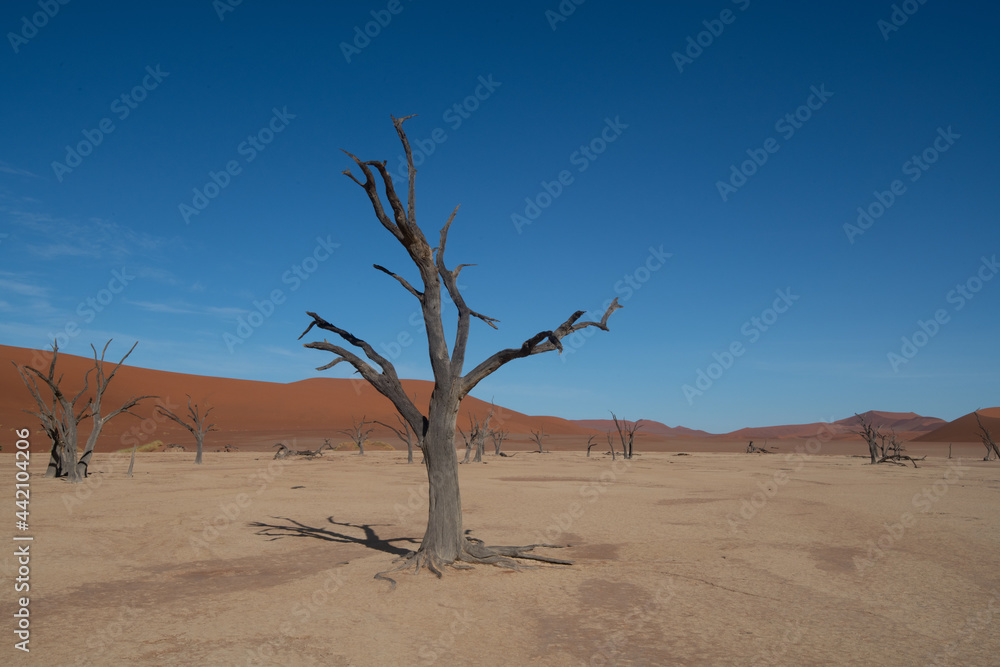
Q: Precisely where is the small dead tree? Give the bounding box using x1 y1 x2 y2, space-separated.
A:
491 427 509 456
156 396 217 464
586 435 598 457
300 115 621 583
606 431 616 461
611 412 643 459
974 410 1000 461
340 415 375 455
377 414 423 464
529 428 547 453
460 406 494 464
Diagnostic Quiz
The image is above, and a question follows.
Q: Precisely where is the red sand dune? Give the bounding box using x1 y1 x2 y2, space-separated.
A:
0 344 596 453
2 344 982 455
913 407 1000 443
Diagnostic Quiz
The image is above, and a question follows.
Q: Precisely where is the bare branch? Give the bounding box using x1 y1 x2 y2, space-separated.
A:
373 264 424 300
461 299 622 397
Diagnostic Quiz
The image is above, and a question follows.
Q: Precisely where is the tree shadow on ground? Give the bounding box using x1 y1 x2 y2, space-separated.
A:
249 516 419 557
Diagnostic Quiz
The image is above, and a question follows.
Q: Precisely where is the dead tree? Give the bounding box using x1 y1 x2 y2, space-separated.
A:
13 340 151 482
586 435 598 457
856 413 881 465
156 396 217 464
377 414 423 464
611 412 643 459
746 441 773 454
529 428 547 453
77 341 153 477
974 411 1000 461
460 406 494 464
340 415 375 455
300 115 621 584
491 427 509 456
606 432 617 461
273 442 327 459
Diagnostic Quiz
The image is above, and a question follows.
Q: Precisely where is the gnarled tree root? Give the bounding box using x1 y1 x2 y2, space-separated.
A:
374 538 573 590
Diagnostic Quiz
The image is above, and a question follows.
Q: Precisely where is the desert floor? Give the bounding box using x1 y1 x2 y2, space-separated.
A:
3 448 999 666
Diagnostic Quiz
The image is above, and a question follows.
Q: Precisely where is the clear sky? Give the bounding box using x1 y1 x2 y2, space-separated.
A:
2 1 998 433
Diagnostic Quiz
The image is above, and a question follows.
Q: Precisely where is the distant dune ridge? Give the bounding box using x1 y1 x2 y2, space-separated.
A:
1 344 993 453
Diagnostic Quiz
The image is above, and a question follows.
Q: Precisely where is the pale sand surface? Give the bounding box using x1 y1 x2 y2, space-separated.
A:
4 450 999 666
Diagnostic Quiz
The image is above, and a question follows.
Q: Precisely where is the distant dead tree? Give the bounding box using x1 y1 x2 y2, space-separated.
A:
974 411 1000 461
13 340 152 483
606 431 617 461
529 428 547 453
746 441 772 454
299 115 620 582
856 413 881 465
272 442 330 459
491 427 509 456
460 405 494 464
857 413 922 467
586 435 599 457
377 414 423 464
340 415 375 455
156 395 217 465
611 412 643 459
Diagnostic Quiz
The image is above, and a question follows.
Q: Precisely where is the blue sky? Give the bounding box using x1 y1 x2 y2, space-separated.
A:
2 0 997 433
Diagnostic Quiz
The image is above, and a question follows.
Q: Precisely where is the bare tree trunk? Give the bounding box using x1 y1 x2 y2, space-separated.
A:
194 432 205 464
127 442 137 478
419 389 464 563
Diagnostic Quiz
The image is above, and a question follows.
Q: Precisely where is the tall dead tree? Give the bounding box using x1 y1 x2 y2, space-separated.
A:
14 340 151 482
156 396 217 464
340 415 375 455
611 412 643 459
856 413 881 465
974 411 1000 461
377 414 422 463
14 343 88 481
300 115 621 583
